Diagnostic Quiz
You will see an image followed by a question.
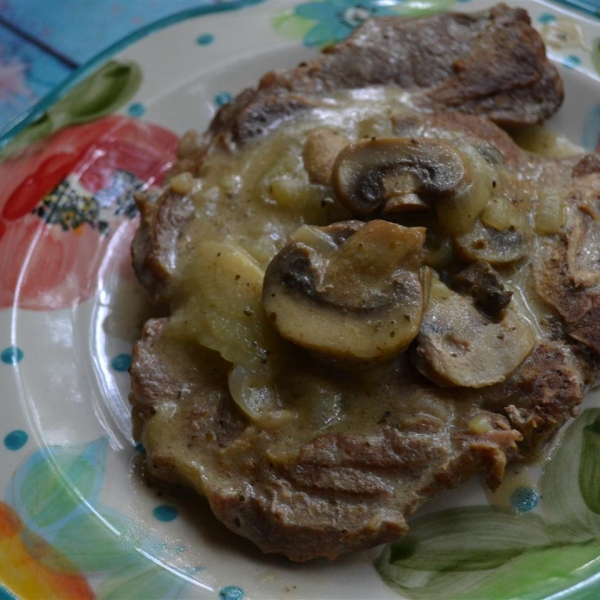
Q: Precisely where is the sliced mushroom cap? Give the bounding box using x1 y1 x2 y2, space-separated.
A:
331 137 492 234
263 220 427 368
413 276 535 388
454 219 528 265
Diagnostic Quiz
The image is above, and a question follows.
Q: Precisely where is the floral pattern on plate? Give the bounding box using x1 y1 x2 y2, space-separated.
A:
1 1 600 599
1 437 197 600
272 0 454 47
0 62 178 311
376 409 600 599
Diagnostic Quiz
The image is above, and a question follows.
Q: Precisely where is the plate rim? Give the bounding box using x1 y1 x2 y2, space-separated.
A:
2 1 600 599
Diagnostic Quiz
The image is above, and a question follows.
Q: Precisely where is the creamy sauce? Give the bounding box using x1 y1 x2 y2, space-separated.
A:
161 88 584 453
510 125 580 158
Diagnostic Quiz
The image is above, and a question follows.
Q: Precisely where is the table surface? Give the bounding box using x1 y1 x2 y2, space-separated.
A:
0 0 599 136
0 0 218 135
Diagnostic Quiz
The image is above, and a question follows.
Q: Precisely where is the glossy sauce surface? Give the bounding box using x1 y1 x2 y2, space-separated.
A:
159 87 580 454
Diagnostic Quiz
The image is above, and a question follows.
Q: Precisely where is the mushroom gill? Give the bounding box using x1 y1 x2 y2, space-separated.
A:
262 220 428 368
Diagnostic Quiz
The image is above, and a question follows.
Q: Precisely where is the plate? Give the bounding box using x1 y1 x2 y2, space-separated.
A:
1 1 600 598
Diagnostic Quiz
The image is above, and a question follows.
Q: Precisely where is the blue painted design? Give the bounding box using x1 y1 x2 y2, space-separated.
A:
562 55 582 70
0 0 267 145
219 585 245 600
127 102 146 117
510 487 539 513
4 430 28 451
215 92 232 107
294 0 401 47
153 504 179 522
111 353 132 372
0 586 18 600
196 33 215 45
1 346 23 365
582 104 600 152
538 13 557 24
134 442 146 454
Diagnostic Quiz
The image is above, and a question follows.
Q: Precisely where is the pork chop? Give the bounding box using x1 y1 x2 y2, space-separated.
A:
129 6 600 561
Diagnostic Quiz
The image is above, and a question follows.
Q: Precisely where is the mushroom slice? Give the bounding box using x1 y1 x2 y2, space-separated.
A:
263 220 427 368
413 276 535 388
331 137 492 234
454 219 528 265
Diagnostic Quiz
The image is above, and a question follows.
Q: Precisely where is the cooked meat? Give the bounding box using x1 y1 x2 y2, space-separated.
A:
168 3 562 181
207 4 562 146
129 6 600 562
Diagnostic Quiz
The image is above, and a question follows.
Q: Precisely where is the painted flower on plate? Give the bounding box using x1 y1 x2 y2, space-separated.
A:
295 0 402 46
375 408 600 599
0 58 179 310
273 0 454 47
0 114 178 310
0 500 94 600
1 438 198 599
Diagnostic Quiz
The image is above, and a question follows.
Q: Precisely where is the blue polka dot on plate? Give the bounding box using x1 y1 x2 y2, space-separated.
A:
134 442 146 454
215 92 232 107
219 586 244 600
111 353 132 372
1 346 23 365
196 33 214 45
153 504 178 522
127 102 146 117
510 486 539 513
538 13 556 24
4 430 28 451
562 55 581 70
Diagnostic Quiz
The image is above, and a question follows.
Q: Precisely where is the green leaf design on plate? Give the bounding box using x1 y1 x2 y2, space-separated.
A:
375 408 600 599
13 438 107 529
1 60 141 159
580 416 600 514
459 541 600 600
398 0 453 18
96 563 191 600
271 0 453 48
541 408 600 538
271 11 315 41
375 508 558 600
385 507 551 572
53 510 144 573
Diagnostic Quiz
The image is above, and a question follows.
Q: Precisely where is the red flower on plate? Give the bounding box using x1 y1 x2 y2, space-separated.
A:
0 115 179 310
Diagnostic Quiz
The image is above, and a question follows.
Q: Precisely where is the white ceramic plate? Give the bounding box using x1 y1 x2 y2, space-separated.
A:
1 1 600 599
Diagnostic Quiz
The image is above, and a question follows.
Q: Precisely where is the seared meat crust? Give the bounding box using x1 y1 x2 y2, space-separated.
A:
208 4 562 146
129 7 599 561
